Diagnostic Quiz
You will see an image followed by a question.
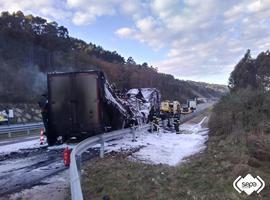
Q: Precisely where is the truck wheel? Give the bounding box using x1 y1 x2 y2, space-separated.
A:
62 135 69 143
47 132 57 146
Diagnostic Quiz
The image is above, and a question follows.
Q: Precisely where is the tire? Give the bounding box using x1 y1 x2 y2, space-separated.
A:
46 130 57 146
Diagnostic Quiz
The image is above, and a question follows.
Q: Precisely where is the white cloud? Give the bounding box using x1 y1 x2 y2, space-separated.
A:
247 0 270 13
67 0 119 25
114 0 270 83
72 11 95 25
120 0 141 15
136 17 156 32
151 0 181 18
115 27 134 38
0 0 71 21
0 0 270 84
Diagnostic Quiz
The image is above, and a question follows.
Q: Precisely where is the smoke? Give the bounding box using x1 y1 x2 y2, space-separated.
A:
0 61 47 102
31 67 47 95
0 56 99 103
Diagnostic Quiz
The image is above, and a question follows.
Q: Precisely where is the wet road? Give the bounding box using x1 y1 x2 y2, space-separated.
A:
0 142 99 198
0 147 66 196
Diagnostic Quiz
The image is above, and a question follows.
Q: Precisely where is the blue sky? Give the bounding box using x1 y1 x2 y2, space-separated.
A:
1 0 270 85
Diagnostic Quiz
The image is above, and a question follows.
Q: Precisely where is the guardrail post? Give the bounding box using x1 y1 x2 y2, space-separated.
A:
75 154 82 179
100 135 104 158
27 129 30 135
131 127 136 142
8 131 11 138
137 125 140 132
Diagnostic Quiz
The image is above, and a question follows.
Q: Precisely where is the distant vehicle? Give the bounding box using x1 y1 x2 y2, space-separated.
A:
46 71 129 146
181 104 193 115
187 99 197 110
160 100 181 117
0 110 8 125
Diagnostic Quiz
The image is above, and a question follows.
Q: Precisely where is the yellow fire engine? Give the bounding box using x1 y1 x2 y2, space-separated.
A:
160 100 181 116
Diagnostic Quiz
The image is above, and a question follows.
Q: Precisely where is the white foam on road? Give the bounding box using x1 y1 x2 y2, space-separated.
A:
0 116 208 167
0 136 39 145
0 137 77 155
47 143 76 150
0 139 42 155
104 118 209 166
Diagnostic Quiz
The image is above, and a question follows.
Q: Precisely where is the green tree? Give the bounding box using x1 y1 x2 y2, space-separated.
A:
126 57 136 65
141 62 148 68
229 49 258 91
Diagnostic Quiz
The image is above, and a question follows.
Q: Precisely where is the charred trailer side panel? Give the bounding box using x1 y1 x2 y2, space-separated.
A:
46 71 125 146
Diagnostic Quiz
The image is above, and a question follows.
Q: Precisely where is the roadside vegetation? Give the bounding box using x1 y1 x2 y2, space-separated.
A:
207 89 270 199
210 89 270 136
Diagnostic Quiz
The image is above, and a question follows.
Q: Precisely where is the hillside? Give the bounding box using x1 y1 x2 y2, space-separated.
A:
0 11 227 103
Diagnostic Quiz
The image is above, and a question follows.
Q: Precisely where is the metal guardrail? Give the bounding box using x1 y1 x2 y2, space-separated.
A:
70 124 150 200
70 135 100 200
0 122 44 137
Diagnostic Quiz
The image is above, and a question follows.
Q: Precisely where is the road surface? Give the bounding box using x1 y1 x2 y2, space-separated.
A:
0 139 99 199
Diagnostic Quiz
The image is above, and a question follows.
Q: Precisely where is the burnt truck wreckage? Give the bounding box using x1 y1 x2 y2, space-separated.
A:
123 88 161 124
41 70 161 146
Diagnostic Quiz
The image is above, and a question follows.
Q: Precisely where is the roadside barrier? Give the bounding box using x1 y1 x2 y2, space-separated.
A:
0 122 44 138
40 128 44 145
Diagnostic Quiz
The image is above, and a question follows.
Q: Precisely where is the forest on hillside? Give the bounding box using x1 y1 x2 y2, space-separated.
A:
0 11 227 103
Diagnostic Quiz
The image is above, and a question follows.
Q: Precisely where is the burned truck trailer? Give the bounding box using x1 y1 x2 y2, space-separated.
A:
46 71 128 146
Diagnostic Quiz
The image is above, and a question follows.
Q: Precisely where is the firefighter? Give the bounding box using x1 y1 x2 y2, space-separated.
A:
148 107 155 123
173 117 180 134
160 111 166 131
38 93 49 135
152 116 159 132
129 117 137 128
141 112 147 124
167 116 172 128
